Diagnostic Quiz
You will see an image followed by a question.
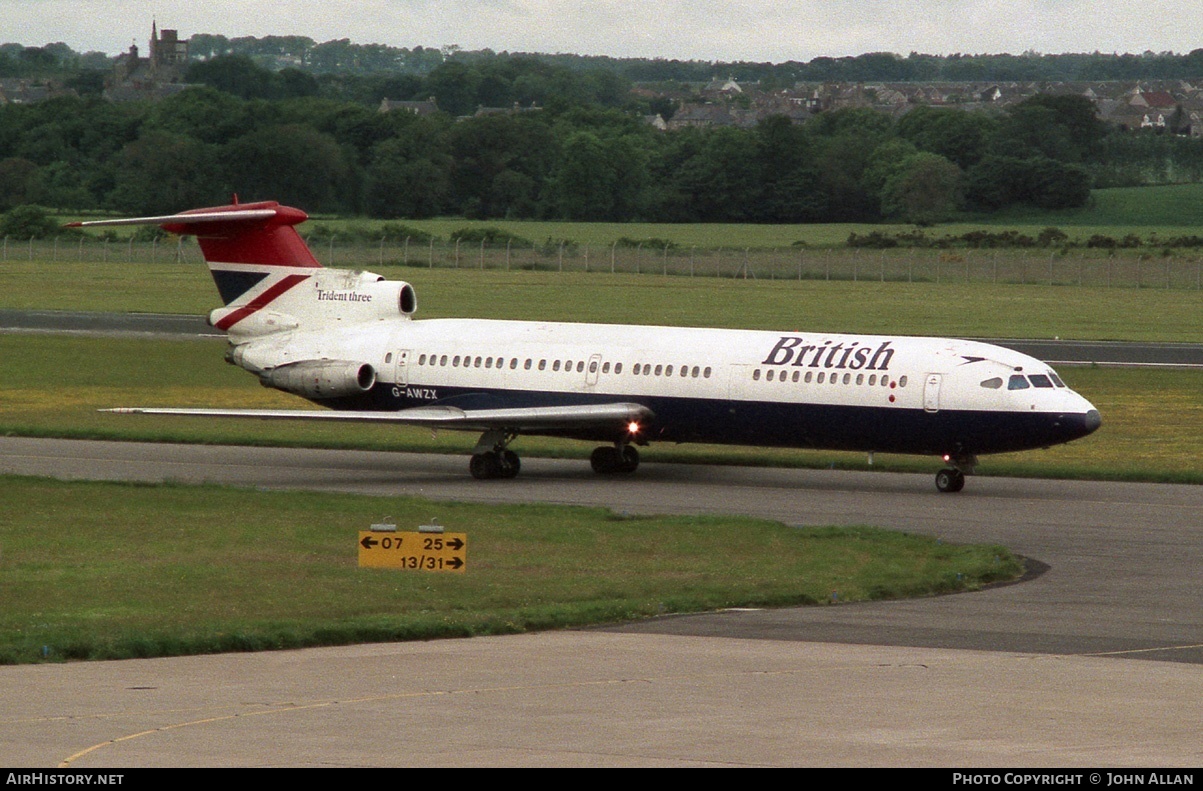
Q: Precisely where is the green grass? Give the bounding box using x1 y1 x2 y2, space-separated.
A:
3 265 1202 341
56 184 1203 249
1 334 1200 484
0 477 1021 664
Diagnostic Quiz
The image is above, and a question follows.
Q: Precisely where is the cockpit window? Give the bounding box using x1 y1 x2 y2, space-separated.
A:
1007 374 1030 390
1049 372 1066 388
980 377 1003 389
1028 374 1054 388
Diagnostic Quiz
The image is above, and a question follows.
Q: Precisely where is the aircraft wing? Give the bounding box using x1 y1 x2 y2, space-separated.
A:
103 402 654 433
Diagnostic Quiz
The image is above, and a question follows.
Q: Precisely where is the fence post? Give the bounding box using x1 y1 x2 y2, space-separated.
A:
403 236 409 266
480 239 485 270
558 241 564 272
454 238 460 268
506 239 511 270
379 236 386 267
429 237 434 268
610 241 616 274
584 244 589 273
797 247 802 281
663 243 669 275
78 235 84 263
690 246 695 277
328 236 334 267
28 235 34 260
635 242 642 275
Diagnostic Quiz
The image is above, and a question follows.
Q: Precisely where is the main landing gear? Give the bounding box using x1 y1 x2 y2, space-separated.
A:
589 443 640 474
935 454 977 493
469 429 520 480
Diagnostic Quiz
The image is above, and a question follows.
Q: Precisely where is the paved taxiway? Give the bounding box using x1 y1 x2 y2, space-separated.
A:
2 437 1201 766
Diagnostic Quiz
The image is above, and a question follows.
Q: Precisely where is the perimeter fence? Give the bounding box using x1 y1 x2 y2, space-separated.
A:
6 234 1203 290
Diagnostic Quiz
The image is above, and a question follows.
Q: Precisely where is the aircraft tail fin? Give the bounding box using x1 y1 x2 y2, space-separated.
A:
67 200 322 307
69 200 415 340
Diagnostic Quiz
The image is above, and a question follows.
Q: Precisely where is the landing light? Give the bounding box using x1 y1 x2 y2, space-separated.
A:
627 421 641 435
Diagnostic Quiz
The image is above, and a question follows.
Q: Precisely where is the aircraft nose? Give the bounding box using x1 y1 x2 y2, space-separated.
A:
1084 408 1102 434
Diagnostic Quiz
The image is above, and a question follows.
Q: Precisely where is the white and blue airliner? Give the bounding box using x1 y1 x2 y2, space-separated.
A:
71 200 1101 492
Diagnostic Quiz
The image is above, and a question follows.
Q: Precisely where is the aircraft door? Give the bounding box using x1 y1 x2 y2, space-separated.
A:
585 354 602 386
394 349 412 387
923 373 942 413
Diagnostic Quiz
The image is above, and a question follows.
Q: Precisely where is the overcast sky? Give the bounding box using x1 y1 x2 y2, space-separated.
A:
4 0 1199 63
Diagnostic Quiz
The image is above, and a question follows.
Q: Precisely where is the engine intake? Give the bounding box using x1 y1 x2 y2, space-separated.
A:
262 360 376 399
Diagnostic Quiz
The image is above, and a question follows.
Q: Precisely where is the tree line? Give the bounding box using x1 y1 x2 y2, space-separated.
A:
3 45 1203 225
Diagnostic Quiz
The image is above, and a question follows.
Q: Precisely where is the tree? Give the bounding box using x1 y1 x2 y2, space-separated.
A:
879 152 963 225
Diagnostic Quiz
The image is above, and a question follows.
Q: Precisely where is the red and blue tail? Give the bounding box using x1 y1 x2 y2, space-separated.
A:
69 199 324 333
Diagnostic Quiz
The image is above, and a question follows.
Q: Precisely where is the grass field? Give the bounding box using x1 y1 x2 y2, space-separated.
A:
54 184 1203 250
0 477 1020 664
2 264 1202 341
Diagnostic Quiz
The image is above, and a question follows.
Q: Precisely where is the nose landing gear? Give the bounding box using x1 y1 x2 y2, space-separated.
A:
935 454 976 493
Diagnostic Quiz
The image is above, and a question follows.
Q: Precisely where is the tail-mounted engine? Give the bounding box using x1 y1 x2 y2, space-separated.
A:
261 360 377 399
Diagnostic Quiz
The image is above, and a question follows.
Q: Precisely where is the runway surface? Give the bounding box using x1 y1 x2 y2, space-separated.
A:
2 438 1201 767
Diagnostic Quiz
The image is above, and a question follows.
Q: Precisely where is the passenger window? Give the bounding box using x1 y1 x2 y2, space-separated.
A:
1029 374 1053 388
766 370 773 381
577 361 584 373
615 363 623 374
654 365 662 376
856 374 864 385
510 358 518 370
792 371 800 383
753 369 761 381
485 357 493 369
680 366 688 377
603 362 610 374
665 365 673 376
804 372 813 383
842 373 851 384
590 361 598 373
817 372 825 383
453 355 461 367
869 374 876 386
899 376 908 387
474 356 482 368
538 360 546 371
1007 375 1029 390
704 367 712 378
440 355 448 366
553 360 561 372
692 366 700 377
980 377 1003 389
524 359 532 370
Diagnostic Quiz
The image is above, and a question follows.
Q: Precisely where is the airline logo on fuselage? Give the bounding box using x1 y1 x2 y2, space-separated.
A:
761 337 895 371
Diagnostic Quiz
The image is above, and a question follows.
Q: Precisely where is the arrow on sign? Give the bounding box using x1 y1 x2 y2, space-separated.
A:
446 537 464 551
360 536 379 549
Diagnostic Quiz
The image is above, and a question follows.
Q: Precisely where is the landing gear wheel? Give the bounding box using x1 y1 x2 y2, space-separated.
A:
935 468 965 493
470 452 501 480
590 445 640 474
470 450 521 480
500 449 520 479
618 445 639 473
590 446 620 473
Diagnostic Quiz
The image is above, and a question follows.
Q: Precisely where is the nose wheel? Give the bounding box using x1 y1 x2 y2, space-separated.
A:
935 468 966 493
935 454 975 493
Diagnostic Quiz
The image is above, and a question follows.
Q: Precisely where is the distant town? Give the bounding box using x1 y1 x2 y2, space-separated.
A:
2 24 1201 137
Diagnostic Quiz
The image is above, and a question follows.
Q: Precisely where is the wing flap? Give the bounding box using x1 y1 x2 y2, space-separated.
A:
103 402 654 432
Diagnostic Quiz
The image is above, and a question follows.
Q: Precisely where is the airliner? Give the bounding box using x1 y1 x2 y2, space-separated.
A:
71 200 1101 492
